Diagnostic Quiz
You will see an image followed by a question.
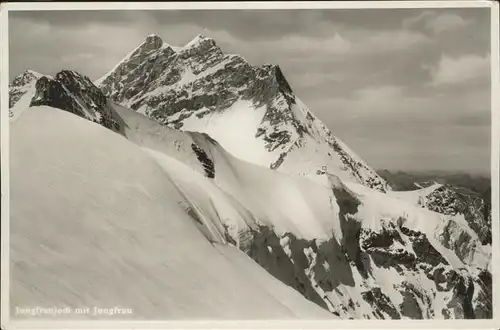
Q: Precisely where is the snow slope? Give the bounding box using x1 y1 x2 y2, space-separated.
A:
108 104 492 319
111 102 345 243
10 105 334 320
389 183 443 205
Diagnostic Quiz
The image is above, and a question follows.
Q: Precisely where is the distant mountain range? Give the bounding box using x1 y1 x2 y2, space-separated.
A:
377 169 490 195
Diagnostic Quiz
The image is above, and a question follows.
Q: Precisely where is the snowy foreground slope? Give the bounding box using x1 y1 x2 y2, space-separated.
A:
10 106 333 320
10 100 492 320
8 33 492 320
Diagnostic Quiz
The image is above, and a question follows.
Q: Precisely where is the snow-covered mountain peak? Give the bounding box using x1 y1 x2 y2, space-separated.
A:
9 69 51 119
55 69 96 89
93 33 390 191
94 34 176 87
178 34 223 68
10 70 44 88
141 33 164 49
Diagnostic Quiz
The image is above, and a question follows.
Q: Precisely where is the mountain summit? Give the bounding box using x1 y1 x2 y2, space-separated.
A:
95 34 389 192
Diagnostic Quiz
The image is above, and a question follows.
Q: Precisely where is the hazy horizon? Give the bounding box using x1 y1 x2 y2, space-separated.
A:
8 8 492 175
376 168 491 178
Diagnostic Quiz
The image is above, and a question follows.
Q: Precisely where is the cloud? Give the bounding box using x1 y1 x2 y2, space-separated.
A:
403 11 473 34
306 85 490 174
356 30 431 52
271 29 430 55
214 30 352 57
427 54 490 86
9 16 157 79
210 28 430 64
307 83 490 131
428 13 471 33
353 85 405 109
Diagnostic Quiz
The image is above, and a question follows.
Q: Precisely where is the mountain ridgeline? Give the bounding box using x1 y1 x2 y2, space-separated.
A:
9 34 492 320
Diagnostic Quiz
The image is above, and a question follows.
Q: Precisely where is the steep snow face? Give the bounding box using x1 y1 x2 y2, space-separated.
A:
95 34 389 192
10 105 334 320
111 102 345 243
107 104 492 320
95 34 173 87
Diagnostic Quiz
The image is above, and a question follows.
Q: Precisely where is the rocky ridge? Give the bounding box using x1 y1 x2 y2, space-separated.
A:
10 69 121 132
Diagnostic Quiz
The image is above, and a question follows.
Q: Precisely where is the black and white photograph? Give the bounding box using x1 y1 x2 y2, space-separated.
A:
1 1 498 327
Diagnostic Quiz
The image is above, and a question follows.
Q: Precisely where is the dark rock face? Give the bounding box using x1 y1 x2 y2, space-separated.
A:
361 223 419 274
400 225 449 267
11 69 115 130
30 76 87 118
99 34 174 98
473 270 492 318
362 288 400 319
401 281 434 318
481 188 491 227
55 71 107 110
191 143 215 178
331 185 365 274
26 70 121 133
446 273 475 319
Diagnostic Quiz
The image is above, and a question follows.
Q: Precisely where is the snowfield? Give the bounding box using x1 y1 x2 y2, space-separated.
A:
10 106 334 319
112 102 345 243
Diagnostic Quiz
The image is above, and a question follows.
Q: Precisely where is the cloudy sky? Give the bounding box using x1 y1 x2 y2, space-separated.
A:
9 8 491 175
